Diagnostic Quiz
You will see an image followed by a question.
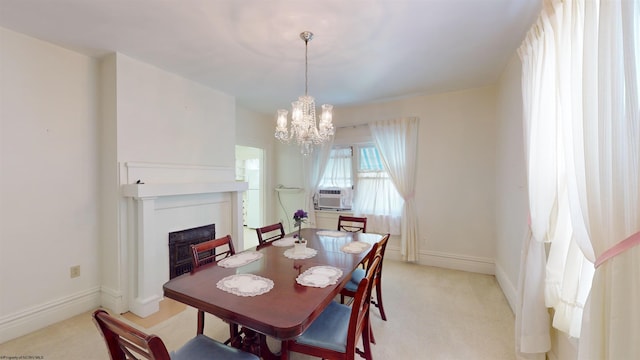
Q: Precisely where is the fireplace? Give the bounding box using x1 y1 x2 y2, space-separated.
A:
168 224 215 279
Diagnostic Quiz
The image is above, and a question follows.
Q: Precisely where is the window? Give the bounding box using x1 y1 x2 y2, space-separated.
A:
318 144 403 234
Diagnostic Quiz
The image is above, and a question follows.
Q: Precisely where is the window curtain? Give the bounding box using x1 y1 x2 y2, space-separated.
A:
303 140 333 227
369 117 419 262
516 7 556 357
353 145 402 236
318 147 353 188
576 0 640 358
517 0 640 359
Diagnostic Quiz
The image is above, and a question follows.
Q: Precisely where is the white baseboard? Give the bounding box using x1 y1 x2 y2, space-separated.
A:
494 262 517 313
386 246 495 274
0 286 101 343
100 286 127 315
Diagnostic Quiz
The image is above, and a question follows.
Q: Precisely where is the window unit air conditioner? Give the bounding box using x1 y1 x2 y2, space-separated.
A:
317 189 352 210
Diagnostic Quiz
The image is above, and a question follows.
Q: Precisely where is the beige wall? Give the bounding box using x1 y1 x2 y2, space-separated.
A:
279 86 501 274
0 27 101 342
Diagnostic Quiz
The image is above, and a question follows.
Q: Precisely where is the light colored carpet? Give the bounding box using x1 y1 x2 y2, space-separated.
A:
0 260 515 359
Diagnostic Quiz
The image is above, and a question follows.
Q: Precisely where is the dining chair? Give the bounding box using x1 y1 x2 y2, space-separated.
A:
190 234 240 342
340 233 390 321
255 222 285 246
92 309 259 360
337 215 367 233
280 254 382 360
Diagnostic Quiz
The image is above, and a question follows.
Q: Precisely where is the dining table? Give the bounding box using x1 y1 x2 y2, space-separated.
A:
162 227 382 359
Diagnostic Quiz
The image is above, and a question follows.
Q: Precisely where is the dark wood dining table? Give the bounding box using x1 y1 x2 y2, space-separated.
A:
163 227 382 359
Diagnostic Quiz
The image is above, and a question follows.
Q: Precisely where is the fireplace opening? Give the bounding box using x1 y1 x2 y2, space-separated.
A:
168 224 215 279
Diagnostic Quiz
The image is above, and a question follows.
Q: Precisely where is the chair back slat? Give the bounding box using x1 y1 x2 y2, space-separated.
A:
256 222 285 245
190 234 235 269
347 254 382 356
93 309 171 360
337 215 367 233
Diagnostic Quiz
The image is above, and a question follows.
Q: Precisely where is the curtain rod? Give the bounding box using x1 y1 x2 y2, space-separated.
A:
336 122 370 129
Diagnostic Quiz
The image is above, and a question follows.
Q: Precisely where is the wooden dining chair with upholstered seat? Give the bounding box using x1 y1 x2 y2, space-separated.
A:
255 222 285 246
337 215 367 233
92 309 259 360
280 254 382 360
190 234 240 342
340 233 390 322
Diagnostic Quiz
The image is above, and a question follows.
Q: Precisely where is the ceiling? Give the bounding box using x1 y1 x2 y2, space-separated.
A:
0 0 540 115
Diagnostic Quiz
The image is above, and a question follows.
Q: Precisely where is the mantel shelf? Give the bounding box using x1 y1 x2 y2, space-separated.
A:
121 181 248 198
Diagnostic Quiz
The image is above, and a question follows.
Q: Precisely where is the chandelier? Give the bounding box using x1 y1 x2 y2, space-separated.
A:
275 31 334 156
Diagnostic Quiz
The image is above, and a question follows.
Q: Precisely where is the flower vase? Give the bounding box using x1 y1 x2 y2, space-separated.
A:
294 239 307 255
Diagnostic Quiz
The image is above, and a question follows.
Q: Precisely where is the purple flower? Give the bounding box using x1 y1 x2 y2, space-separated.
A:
293 209 308 221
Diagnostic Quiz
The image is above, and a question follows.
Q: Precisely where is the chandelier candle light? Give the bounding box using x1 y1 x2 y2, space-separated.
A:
275 31 335 156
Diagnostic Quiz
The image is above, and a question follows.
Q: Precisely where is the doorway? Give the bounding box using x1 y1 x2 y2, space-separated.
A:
235 146 264 248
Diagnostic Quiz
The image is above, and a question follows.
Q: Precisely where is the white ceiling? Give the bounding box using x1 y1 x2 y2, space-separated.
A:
0 0 540 115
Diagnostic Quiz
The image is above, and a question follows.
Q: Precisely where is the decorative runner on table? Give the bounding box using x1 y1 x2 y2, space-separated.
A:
283 247 317 259
296 266 343 288
216 274 274 296
316 230 348 237
272 237 296 247
217 251 263 268
340 241 371 254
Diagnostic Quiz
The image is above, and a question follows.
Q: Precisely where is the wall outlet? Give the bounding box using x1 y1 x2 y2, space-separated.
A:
70 265 80 278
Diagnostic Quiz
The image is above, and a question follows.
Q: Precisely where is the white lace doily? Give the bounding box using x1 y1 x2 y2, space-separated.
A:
283 247 317 259
272 237 296 247
341 241 371 254
316 230 348 237
216 273 274 296
296 266 343 288
217 251 263 268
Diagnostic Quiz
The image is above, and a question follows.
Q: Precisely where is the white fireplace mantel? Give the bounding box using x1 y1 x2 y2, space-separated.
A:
121 181 248 317
122 181 248 198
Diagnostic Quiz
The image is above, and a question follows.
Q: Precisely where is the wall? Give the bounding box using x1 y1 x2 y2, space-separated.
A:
494 53 528 311
288 87 500 274
0 27 101 342
235 106 278 229
107 54 238 316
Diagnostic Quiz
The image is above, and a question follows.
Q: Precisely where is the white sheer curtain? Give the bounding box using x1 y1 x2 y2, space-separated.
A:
518 0 640 359
369 117 419 262
577 0 640 358
352 145 402 236
303 140 333 228
516 8 556 357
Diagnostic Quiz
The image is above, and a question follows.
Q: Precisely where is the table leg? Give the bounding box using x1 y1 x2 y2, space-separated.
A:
231 327 280 360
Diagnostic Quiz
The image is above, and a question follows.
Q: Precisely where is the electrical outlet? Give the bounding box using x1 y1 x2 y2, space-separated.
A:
70 265 80 278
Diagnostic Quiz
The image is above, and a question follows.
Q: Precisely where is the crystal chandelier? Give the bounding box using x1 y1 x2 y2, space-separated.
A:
275 31 334 156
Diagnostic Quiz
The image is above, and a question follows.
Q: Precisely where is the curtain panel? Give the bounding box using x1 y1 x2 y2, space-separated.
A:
517 0 640 359
369 117 419 262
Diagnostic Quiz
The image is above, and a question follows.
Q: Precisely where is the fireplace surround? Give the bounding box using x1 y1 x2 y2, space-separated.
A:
122 179 247 317
168 224 215 279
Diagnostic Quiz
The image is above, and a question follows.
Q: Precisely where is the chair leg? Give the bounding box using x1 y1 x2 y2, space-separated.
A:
197 310 205 334
372 280 387 321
